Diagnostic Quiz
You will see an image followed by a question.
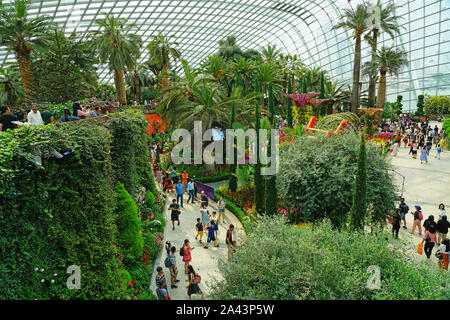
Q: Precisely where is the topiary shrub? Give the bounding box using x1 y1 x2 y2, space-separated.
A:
317 112 361 132
209 216 450 300
115 183 144 266
277 132 395 228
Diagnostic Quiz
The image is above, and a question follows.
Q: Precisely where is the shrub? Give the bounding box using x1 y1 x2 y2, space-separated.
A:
424 95 450 115
317 112 361 132
208 216 450 300
115 183 144 266
0 123 125 299
277 132 396 228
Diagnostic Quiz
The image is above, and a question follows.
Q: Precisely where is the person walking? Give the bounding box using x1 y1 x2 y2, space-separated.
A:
210 211 219 239
437 239 450 271
410 205 423 236
155 266 168 293
437 216 449 243
200 191 209 208
203 220 218 249
201 204 209 230
175 181 184 208
181 239 193 276
156 280 171 300
421 222 437 260
438 203 446 219
187 179 195 204
423 215 437 233
186 265 204 300
182 170 189 193
226 224 237 261
399 198 409 229
436 145 442 159
168 246 179 288
217 196 226 225
168 199 181 230
420 146 428 164
195 218 204 243
392 209 401 239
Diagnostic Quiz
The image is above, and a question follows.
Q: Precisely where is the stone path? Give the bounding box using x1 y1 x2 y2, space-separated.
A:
149 189 245 300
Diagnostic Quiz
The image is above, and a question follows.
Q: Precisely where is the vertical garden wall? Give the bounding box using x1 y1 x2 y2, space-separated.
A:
0 110 160 300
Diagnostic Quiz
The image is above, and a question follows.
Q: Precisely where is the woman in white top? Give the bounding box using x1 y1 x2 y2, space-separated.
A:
438 203 446 219
210 211 218 238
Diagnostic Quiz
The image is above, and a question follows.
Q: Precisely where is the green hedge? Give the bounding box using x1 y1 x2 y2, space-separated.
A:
215 190 252 234
196 174 229 184
0 109 159 300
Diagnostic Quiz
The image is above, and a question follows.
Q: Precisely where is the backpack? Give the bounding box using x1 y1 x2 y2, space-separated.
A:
418 212 423 221
194 273 201 284
164 256 171 268
428 221 437 233
180 246 185 257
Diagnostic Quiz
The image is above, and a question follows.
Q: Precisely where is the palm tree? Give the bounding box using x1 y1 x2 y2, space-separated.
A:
147 32 181 92
0 0 51 102
92 13 141 106
126 60 156 104
261 44 281 65
332 3 369 113
375 47 407 109
0 63 24 106
366 0 402 108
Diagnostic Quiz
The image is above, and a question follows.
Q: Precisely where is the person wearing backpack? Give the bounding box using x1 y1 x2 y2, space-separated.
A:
167 246 179 288
399 198 409 229
181 239 193 276
410 205 423 236
421 217 438 259
437 216 449 243
392 209 401 239
186 265 203 300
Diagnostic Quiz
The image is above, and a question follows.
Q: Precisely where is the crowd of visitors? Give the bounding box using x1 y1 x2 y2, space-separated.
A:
380 116 446 162
0 99 119 132
154 164 239 300
392 199 449 270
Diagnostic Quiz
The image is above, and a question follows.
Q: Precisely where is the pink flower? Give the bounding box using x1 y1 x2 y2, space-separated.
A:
128 282 132 287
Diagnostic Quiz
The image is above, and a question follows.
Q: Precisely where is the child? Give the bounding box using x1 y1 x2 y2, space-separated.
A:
411 143 417 159
203 220 218 249
436 145 442 160
210 212 219 239
195 218 204 243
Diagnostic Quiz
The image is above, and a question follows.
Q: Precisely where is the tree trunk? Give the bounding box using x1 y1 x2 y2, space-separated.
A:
291 72 296 94
17 49 35 103
162 64 169 92
351 33 362 113
376 70 387 109
114 68 127 106
368 29 379 108
134 72 141 104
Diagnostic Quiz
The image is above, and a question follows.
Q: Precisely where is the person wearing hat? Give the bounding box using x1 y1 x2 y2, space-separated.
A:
410 205 423 236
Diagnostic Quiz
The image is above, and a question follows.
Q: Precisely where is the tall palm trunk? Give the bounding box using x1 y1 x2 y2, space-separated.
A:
351 32 362 113
17 49 35 102
114 68 127 105
134 72 140 104
161 64 169 91
368 29 379 108
376 69 387 109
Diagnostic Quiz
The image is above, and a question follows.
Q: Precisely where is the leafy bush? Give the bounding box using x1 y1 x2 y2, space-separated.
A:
115 183 144 266
277 132 396 228
0 123 125 299
209 216 450 300
424 95 450 115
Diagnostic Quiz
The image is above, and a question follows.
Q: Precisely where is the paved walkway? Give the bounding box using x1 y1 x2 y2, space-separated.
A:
388 122 449 264
149 189 245 300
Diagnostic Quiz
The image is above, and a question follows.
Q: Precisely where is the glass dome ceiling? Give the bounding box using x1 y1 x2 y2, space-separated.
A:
0 0 449 111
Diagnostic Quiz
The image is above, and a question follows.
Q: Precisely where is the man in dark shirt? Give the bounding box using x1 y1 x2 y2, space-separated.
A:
40 108 54 125
200 191 208 207
0 106 17 132
168 199 181 230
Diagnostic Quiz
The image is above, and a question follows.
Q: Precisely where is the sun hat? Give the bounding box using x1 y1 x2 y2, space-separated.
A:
415 205 422 211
